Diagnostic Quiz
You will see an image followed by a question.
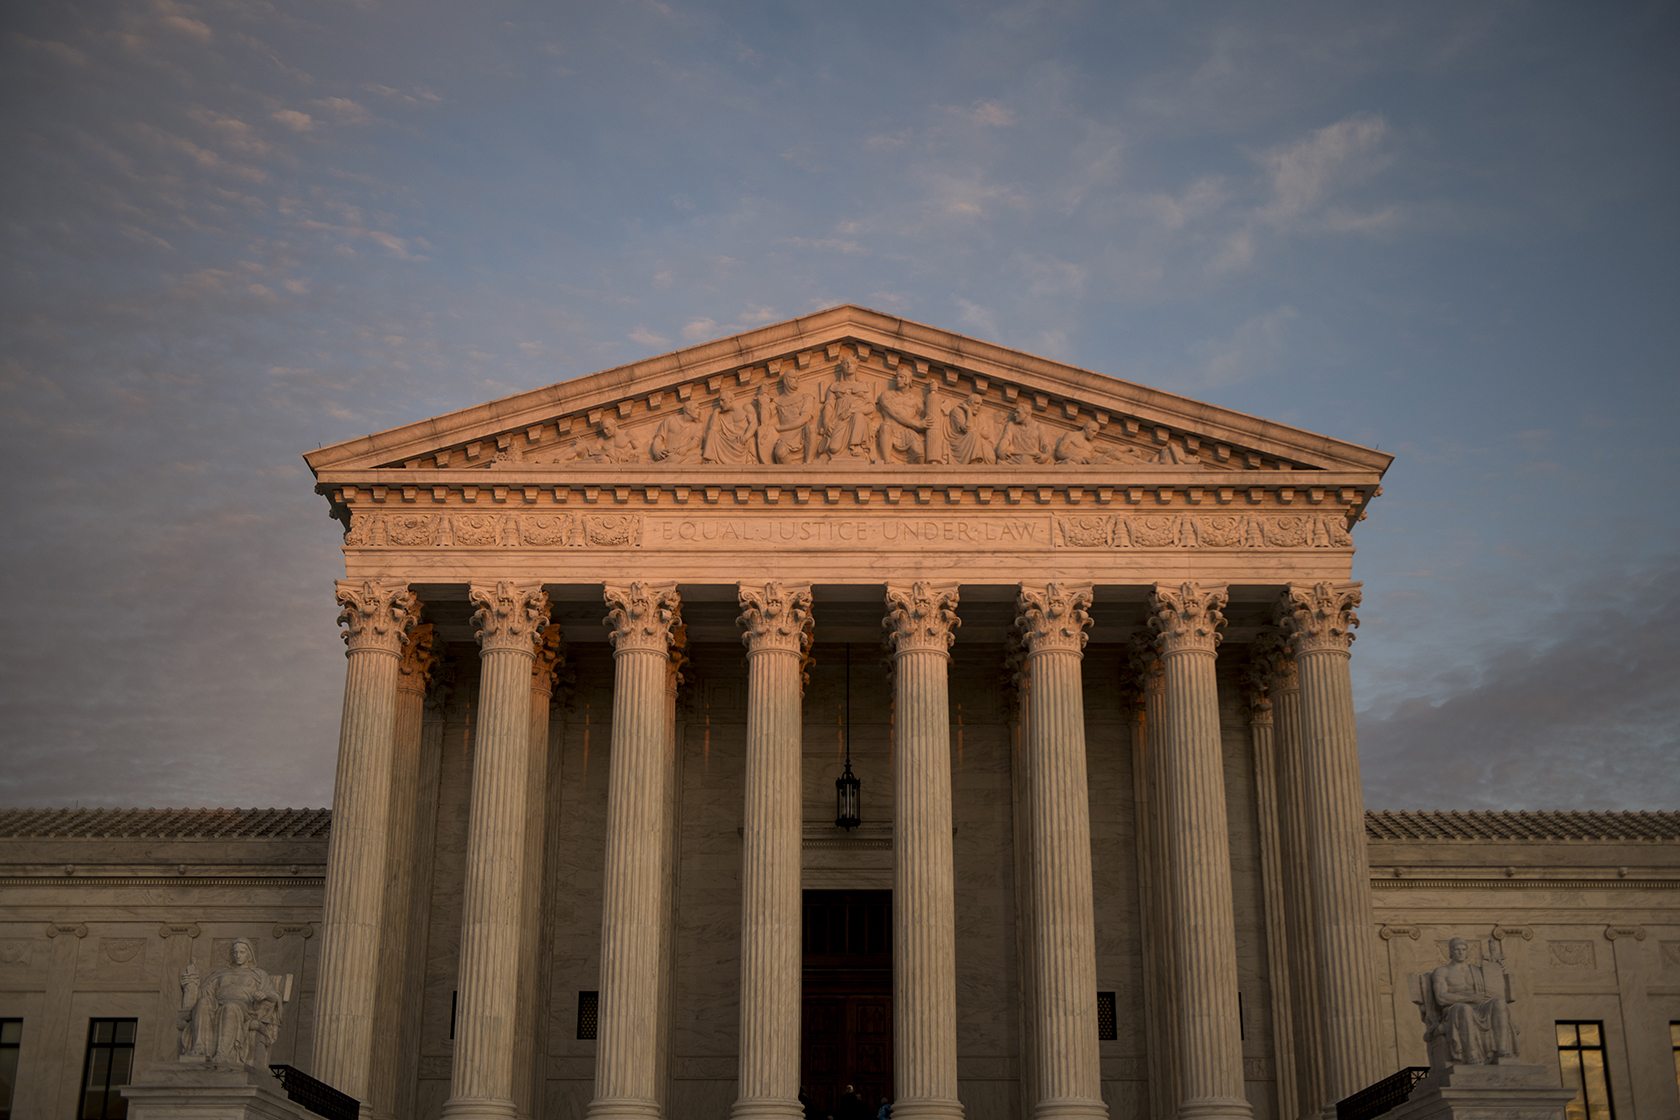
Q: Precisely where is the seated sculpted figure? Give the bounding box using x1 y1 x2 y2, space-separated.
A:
178 937 285 1067
1415 937 1517 1067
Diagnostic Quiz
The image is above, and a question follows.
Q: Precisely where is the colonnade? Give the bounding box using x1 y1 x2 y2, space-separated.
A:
310 577 1378 1120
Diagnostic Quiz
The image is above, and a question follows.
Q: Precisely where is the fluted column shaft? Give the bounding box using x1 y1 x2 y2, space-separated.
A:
445 581 553 1120
1016 583 1106 1120
731 583 812 1120
369 622 438 1120
1266 648 1325 1120
515 626 565 1120
886 583 965 1120
1126 636 1179 1120
316 580 418 1109
1279 584 1381 1111
589 583 682 1120
1239 654 1299 1120
1147 583 1251 1120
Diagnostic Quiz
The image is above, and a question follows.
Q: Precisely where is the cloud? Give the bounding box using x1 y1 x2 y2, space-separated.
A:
967 99 1017 127
679 318 717 341
310 97 373 125
1360 559 1680 810
272 110 315 132
1188 305 1298 385
1257 113 1392 228
628 326 671 347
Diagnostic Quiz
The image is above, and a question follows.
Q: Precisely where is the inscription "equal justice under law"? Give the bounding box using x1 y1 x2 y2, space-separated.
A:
651 517 1048 547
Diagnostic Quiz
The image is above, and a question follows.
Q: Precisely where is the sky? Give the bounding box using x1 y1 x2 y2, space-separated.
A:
1 0 1676 812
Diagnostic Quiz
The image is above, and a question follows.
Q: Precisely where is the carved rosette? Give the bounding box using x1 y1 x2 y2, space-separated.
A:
1277 581 1362 655
602 581 682 656
1015 582 1093 656
737 582 816 657
883 582 961 660
1146 581 1228 656
531 624 566 696
468 580 552 656
396 623 439 694
335 579 419 656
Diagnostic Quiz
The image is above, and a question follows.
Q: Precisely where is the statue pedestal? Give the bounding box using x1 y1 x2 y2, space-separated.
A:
120 1061 309 1120
1385 1064 1575 1120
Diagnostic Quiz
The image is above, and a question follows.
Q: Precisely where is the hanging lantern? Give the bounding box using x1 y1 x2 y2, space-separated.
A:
834 643 861 830
835 758 861 831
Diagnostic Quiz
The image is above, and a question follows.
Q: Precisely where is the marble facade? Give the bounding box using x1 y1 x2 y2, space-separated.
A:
2 309 1677 1120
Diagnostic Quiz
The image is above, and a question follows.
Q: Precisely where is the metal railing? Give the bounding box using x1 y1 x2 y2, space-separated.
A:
1336 1066 1430 1120
268 1064 360 1120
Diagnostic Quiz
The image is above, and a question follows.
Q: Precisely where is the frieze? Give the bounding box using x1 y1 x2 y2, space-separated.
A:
340 509 1355 551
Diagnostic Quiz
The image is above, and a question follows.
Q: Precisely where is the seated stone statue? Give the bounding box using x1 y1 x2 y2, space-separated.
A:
177 937 285 1068
1409 937 1517 1068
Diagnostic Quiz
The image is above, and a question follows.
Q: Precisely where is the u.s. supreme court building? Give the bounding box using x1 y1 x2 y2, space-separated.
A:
2 306 1676 1120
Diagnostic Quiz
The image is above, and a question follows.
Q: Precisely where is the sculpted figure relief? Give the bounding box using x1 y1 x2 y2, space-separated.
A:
947 392 997 465
702 393 760 465
996 405 1053 465
649 399 706 464
1415 937 1518 1068
818 358 877 461
1055 419 1139 465
177 937 285 1067
876 369 930 464
549 418 643 464
768 373 819 464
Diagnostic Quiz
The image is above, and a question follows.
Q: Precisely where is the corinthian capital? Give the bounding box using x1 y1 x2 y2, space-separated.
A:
468 580 552 655
1015 582 1093 655
603 582 682 656
531 624 566 695
737 581 815 657
883 582 960 658
335 579 419 655
1147 582 1228 656
1277 581 1361 655
397 623 439 693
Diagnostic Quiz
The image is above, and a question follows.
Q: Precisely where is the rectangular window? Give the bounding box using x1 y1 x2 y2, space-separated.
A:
0 1019 20 1120
577 991 599 1040
80 1019 137 1120
1096 992 1117 1041
1671 1023 1679 1108
1557 1021 1614 1120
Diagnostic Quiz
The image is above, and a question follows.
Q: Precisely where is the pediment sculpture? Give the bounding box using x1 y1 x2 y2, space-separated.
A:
1407 937 1518 1069
176 936 286 1068
506 357 1215 472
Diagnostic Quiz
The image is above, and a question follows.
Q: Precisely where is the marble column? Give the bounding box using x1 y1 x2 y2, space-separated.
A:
369 621 438 1120
885 582 965 1120
588 582 683 1120
1238 658 1299 1120
515 625 566 1120
1015 583 1107 1120
399 665 454 1120
444 581 553 1120
731 582 814 1120
316 579 418 1109
655 629 688 1114
1255 632 1325 1120
1146 582 1250 1120
1005 635 1040 1118
1277 583 1381 1112
1125 634 1179 1120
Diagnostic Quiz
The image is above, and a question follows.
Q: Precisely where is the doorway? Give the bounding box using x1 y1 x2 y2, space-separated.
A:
802 890 892 1116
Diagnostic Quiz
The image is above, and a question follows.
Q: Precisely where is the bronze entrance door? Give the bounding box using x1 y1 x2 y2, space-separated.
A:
802 890 892 1116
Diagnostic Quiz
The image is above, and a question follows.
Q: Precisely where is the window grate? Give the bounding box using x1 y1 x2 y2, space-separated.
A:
1557 1021 1615 1120
80 1018 136 1120
1096 992 1117 1041
577 991 599 1040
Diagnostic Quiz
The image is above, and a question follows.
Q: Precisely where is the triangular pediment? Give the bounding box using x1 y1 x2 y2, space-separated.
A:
304 306 1391 478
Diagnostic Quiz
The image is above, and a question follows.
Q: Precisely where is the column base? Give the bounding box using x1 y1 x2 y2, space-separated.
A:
892 1097 967 1120
1033 1097 1108 1120
1177 1097 1253 1120
1381 1064 1576 1120
119 1062 307 1120
585 1097 663 1120
729 1098 804 1120
441 1096 518 1120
